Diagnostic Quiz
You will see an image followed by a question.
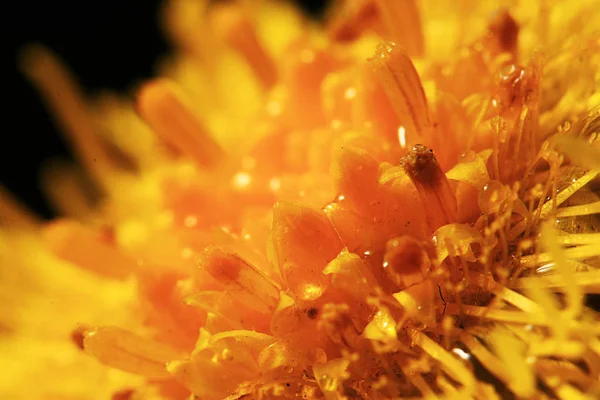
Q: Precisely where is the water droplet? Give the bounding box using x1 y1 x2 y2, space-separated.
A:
232 172 252 189
181 248 193 259
397 126 407 148
452 347 471 361
269 177 281 192
344 87 357 100
221 348 233 361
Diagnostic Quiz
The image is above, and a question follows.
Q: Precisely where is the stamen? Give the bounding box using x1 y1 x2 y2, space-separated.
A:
327 0 380 42
536 360 598 389
396 359 436 398
19 46 119 187
111 389 136 400
70 325 88 350
519 244 600 267
556 201 600 218
461 334 512 389
556 232 600 245
408 328 475 391
487 9 519 57
488 328 535 398
401 145 457 231
554 134 600 170
445 304 546 325
538 372 588 400
492 284 543 314
209 2 278 89
528 339 585 358
162 0 211 58
540 169 600 219
136 79 225 168
512 270 600 294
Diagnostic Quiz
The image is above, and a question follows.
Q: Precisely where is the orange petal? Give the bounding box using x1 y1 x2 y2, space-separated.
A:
427 91 472 169
332 147 380 213
324 202 381 254
43 219 136 279
321 69 360 123
199 248 280 314
369 42 431 141
84 326 182 379
323 250 379 300
185 291 269 333
168 352 256 399
139 272 205 350
327 0 382 42
280 38 342 130
270 292 339 357
209 1 278 89
373 0 425 56
454 182 482 223
357 65 402 145
169 331 272 398
136 79 224 168
270 202 344 301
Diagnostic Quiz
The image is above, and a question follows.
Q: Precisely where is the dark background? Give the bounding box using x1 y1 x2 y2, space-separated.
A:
5 0 328 219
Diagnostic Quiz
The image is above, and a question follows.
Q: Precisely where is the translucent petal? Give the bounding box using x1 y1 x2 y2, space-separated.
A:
270 202 343 300
84 326 182 379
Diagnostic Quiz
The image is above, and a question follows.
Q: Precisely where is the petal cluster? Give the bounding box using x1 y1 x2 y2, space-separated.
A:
2 0 600 399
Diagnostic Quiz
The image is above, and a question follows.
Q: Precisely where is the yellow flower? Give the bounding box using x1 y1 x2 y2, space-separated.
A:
2 0 600 399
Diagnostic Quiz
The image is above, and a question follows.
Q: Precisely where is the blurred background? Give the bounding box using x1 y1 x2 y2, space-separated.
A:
5 0 328 219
